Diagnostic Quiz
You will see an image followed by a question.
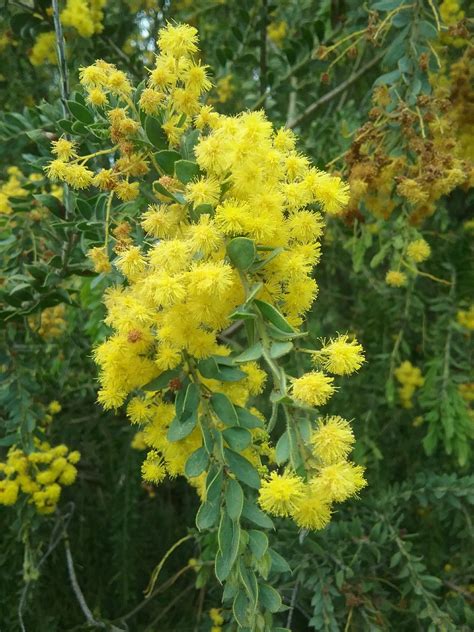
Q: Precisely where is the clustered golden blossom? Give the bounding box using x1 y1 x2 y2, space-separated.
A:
29 1 107 67
394 361 425 408
28 305 68 340
45 23 365 532
0 441 80 514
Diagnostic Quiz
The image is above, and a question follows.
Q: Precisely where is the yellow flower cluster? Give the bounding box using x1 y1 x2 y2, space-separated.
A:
46 24 362 530
258 415 366 531
292 335 364 406
394 361 424 408
29 32 57 67
209 607 224 632
0 166 28 215
0 442 80 514
29 304 67 340
61 0 107 38
267 21 288 46
457 305 474 330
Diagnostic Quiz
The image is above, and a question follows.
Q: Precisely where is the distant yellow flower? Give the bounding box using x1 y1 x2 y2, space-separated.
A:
406 239 431 263
385 270 408 287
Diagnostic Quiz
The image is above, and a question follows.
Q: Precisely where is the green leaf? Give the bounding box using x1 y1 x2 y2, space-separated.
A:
0 434 19 447
229 308 257 321
217 510 233 555
275 432 290 465
33 194 63 217
269 549 291 574
196 499 220 530
210 393 239 427
234 343 263 363
153 180 176 200
174 159 200 184
238 559 259 609
145 116 168 149
167 410 197 441
374 69 401 86
198 357 246 382
216 514 241 582
270 341 293 359
154 150 181 175
183 382 200 415
242 500 274 530
233 590 249 627
259 584 282 613
67 100 94 125
142 368 181 391
223 427 252 451
206 467 224 503
224 449 260 489
254 299 295 334
227 237 256 270
225 479 244 521
235 406 264 429
249 530 268 560
184 447 209 477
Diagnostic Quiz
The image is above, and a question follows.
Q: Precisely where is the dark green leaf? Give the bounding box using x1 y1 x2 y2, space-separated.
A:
223 427 252 451
227 237 256 270
224 449 260 489
185 447 209 478
225 479 244 521
210 393 239 427
67 100 94 125
174 159 200 184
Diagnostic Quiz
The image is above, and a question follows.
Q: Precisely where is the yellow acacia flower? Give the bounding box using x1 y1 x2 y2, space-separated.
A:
407 239 431 263
291 487 332 530
258 471 305 517
315 462 367 503
318 335 365 376
311 416 355 465
141 450 166 483
291 371 335 407
385 270 408 287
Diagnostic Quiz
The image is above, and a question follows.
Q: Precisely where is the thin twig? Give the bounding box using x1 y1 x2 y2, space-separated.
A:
18 505 75 632
286 579 299 629
287 52 384 129
64 534 106 628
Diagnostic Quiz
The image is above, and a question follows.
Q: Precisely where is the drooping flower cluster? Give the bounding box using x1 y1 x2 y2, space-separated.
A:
46 23 365 532
394 361 425 409
0 442 80 514
258 415 366 531
260 339 366 531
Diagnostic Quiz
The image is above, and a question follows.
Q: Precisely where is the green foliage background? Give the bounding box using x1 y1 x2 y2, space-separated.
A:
0 1 472 630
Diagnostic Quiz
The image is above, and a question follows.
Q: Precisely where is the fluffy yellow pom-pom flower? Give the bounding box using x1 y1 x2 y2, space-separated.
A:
316 461 367 502
258 471 305 517
291 371 335 407
406 239 431 263
385 270 408 287
291 487 332 530
141 450 166 484
311 416 355 465
318 334 365 376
